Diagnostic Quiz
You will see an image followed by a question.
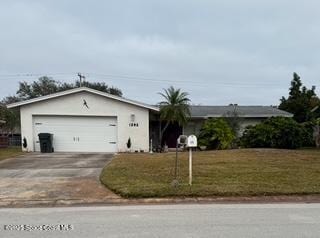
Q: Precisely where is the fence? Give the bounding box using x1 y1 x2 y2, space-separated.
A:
8 135 22 146
0 136 9 148
0 134 21 147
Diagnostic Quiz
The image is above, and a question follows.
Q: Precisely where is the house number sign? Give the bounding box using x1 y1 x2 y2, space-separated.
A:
129 123 139 127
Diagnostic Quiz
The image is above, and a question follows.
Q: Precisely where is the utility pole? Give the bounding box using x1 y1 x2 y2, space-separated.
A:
77 73 85 87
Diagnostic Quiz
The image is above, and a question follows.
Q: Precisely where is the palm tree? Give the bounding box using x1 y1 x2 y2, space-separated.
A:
158 86 191 147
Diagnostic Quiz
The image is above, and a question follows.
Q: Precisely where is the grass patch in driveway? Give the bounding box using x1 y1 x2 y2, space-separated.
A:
100 149 320 198
0 146 24 162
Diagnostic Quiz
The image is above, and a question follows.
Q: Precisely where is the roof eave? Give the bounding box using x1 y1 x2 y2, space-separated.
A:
6 87 159 111
191 114 293 119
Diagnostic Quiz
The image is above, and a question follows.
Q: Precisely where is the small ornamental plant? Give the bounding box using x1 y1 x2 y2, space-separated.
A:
126 137 132 152
22 137 27 149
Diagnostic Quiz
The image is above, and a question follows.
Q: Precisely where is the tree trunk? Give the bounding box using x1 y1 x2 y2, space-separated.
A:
159 121 170 150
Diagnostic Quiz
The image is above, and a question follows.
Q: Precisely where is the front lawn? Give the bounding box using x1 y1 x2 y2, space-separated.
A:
0 146 24 162
100 149 320 198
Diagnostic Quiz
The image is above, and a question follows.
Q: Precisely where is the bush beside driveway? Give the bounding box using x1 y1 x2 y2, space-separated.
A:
100 149 320 198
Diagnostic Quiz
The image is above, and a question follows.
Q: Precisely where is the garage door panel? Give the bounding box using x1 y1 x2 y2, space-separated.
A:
33 116 117 152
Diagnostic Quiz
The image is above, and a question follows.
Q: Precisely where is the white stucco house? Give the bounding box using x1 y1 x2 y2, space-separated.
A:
7 87 159 153
7 87 293 152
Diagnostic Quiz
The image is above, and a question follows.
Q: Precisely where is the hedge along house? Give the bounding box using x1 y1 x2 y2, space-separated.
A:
153 105 294 148
7 87 159 153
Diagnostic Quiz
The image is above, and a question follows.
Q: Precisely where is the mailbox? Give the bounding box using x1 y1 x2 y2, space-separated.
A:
177 135 188 145
187 135 198 148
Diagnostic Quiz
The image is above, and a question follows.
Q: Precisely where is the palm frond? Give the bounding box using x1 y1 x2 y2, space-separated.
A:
158 86 191 126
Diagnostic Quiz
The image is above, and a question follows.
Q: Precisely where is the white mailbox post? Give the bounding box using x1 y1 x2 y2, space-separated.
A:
187 135 197 185
174 135 188 180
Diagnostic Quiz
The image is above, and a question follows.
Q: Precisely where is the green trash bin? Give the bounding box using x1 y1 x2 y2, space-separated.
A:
38 133 54 153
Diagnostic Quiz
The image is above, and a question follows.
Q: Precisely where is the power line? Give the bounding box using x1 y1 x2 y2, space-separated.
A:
83 72 289 87
0 72 318 89
0 72 280 86
84 73 320 89
0 73 75 77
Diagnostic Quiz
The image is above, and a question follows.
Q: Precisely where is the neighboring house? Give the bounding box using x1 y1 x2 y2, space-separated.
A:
7 87 159 153
7 87 293 152
185 105 293 135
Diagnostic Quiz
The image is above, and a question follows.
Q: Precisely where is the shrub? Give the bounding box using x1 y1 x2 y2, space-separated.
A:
241 117 304 149
198 118 235 150
301 121 316 147
241 124 274 148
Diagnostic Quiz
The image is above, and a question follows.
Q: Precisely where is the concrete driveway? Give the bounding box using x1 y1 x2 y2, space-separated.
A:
0 153 119 207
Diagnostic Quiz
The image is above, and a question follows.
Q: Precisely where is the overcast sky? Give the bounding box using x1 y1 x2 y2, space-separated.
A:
0 0 319 105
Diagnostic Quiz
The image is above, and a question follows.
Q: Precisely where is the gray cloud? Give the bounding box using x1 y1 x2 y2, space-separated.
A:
0 0 319 105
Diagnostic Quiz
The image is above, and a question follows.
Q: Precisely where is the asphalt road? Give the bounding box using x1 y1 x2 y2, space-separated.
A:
0 204 320 238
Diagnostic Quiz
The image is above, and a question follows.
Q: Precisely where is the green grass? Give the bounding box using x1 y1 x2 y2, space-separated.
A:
100 149 320 198
0 146 24 161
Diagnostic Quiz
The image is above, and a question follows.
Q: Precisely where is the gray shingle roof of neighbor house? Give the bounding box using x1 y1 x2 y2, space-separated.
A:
189 105 293 118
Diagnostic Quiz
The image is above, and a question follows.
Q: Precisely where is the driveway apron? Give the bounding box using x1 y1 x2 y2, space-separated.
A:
0 153 119 207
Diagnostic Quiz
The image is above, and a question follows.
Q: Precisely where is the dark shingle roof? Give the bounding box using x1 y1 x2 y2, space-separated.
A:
189 105 293 118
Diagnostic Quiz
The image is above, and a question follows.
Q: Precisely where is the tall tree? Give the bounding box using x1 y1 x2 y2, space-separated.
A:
279 72 320 122
0 104 20 135
0 96 21 134
158 86 191 145
74 80 122 97
16 76 123 100
17 76 58 99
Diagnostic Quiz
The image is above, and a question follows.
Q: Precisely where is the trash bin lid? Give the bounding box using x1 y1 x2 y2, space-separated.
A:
38 133 52 138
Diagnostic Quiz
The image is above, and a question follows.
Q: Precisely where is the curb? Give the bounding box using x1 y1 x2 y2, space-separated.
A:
2 195 320 208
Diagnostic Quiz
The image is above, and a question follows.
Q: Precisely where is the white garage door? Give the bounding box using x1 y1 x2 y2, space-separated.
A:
33 116 117 152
